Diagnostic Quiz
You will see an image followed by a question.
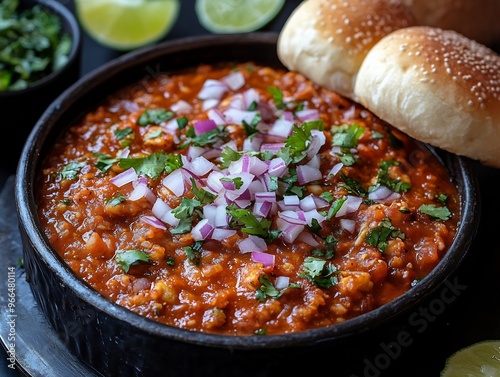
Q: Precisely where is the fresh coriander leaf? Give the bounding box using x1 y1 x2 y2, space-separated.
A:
190 178 216 204
114 127 133 141
268 86 284 109
299 257 339 289
145 128 162 140
94 153 118 172
372 130 385 139
332 124 364 149
179 126 222 149
255 274 300 302
105 192 126 207
57 161 85 180
339 172 367 197
365 218 405 253
437 194 448 204
137 108 174 126
220 177 243 190
418 204 451 221
183 241 203 266
115 250 150 273
177 116 188 129
226 204 272 239
370 159 412 193
119 152 182 179
326 196 347 220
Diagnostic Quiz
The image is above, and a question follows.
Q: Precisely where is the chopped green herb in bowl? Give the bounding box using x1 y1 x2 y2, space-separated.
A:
0 0 72 91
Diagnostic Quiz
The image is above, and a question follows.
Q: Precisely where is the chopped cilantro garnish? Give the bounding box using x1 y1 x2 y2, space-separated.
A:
365 218 405 254
176 116 188 129
190 178 216 204
115 250 151 273
137 108 174 126
339 172 367 197
220 177 244 190
418 204 451 221
255 274 300 302
94 153 118 173
268 86 284 109
332 124 364 149
283 120 324 163
226 204 278 240
0 1 72 91
326 196 347 220
299 257 339 289
105 192 126 207
144 129 162 140
179 126 222 149
370 159 412 193
242 114 261 136
183 241 203 266
436 194 448 204
170 196 204 234
57 161 85 180
119 152 182 179
114 127 133 141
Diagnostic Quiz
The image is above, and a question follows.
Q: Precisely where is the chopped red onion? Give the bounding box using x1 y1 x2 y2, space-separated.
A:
222 71 245 90
211 228 237 241
296 108 320 121
268 118 294 137
328 162 343 178
223 108 258 126
239 235 267 253
336 195 363 217
274 276 290 290
276 218 304 243
189 156 215 177
191 219 214 241
202 98 220 111
368 185 401 203
297 230 320 247
251 251 275 268
110 167 137 187
340 219 356 233
193 119 217 135
296 165 322 185
171 100 192 113
207 108 226 125
162 169 185 196
198 79 227 100
141 215 167 230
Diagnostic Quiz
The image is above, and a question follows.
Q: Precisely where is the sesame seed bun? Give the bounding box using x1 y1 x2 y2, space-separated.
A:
401 0 500 47
277 0 416 100
354 26 500 168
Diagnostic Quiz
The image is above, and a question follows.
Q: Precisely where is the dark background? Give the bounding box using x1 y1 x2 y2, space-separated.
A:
1 1 499 376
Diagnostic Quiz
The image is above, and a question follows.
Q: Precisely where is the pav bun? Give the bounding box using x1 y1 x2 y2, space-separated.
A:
354 26 500 168
277 0 416 100
400 0 500 47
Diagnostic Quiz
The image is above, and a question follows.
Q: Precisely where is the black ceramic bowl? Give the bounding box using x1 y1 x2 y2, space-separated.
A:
0 0 81 171
15 33 480 377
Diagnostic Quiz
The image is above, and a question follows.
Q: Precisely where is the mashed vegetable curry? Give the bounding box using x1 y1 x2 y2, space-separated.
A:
37 62 460 335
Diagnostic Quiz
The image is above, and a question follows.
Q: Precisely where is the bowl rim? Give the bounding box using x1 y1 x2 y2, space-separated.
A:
15 33 481 350
0 0 82 97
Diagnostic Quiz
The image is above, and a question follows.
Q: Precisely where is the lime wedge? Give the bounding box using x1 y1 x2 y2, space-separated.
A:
75 0 180 51
441 340 500 377
195 0 285 34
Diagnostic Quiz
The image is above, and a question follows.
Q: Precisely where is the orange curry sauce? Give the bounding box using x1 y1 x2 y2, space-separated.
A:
37 63 459 335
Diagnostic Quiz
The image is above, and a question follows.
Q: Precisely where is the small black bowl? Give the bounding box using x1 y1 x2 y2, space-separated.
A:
0 0 81 171
14 33 480 377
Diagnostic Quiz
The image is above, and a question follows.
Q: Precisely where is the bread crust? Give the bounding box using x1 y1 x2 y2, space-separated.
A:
277 0 415 100
354 26 500 168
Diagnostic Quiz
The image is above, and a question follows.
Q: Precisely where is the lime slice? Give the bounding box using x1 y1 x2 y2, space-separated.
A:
441 340 500 377
195 0 285 34
75 0 180 51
